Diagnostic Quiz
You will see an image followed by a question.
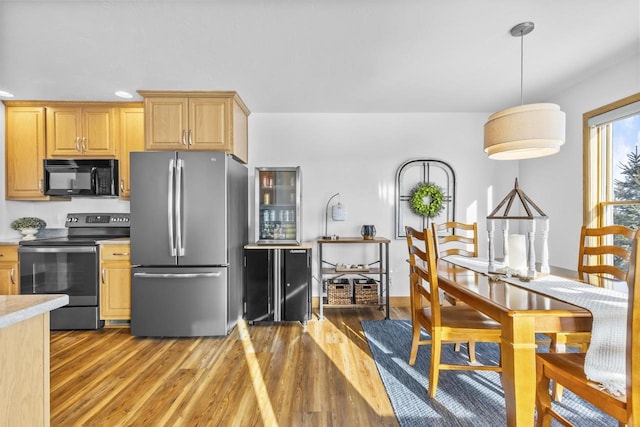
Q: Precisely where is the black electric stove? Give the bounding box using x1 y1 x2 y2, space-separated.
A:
18 213 130 330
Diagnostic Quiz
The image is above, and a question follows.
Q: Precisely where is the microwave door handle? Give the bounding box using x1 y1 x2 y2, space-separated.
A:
168 159 177 257
90 167 97 194
175 158 185 256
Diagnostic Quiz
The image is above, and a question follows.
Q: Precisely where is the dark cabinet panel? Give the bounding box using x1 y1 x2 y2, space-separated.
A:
244 247 311 324
245 249 272 322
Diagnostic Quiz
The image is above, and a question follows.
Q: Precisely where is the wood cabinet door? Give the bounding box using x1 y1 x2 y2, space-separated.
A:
100 264 131 320
82 107 116 157
0 263 19 295
5 107 48 200
0 246 19 295
100 244 131 320
46 107 83 156
188 97 227 150
118 108 145 199
145 97 188 150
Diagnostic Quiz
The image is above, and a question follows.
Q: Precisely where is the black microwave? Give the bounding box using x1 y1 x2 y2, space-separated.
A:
43 159 119 197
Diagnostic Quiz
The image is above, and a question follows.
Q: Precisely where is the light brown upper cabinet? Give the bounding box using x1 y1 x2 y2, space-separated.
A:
46 105 117 157
4 104 49 200
139 91 250 163
3 101 143 201
117 107 145 199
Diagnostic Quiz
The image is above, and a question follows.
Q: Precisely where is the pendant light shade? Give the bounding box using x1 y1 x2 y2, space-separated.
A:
484 22 566 160
484 103 566 160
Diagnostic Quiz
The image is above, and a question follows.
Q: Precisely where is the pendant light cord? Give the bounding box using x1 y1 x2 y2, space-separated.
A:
519 29 524 105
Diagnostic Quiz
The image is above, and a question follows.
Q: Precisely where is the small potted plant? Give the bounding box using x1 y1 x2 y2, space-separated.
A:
11 217 46 240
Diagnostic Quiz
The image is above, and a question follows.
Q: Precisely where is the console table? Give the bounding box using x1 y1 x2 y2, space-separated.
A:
317 237 390 320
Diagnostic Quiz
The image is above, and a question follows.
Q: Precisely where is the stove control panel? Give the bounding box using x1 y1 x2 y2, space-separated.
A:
66 213 131 227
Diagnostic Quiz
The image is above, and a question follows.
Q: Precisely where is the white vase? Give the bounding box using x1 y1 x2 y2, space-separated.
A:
20 228 39 240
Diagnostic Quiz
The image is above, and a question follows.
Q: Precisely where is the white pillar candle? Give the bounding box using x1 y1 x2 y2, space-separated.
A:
508 234 527 273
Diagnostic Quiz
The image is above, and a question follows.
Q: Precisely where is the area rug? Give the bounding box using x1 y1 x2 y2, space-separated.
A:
361 319 617 427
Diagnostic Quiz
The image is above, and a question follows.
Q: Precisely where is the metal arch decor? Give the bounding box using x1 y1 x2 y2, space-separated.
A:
395 159 456 239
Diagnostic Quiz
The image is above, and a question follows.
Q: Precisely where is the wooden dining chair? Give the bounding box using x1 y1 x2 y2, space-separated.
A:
431 221 478 259
578 224 638 284
430 221 478 310
549 225 637 349
535 235 640 426
405 226 502 398
547 224 637 401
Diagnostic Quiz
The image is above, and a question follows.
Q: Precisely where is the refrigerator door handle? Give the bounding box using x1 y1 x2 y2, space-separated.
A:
175 158 185 256
133 272 222 279
168 158 177 256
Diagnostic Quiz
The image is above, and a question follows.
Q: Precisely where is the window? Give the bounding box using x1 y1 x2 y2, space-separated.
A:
584 93 640 269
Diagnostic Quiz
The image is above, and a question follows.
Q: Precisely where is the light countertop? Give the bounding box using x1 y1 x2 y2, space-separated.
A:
0 294 69 329
0 239 21 245
98 238 130 244
245 242 313 249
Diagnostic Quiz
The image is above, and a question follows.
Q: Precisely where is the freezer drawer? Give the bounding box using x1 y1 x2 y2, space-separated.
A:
131 267 228 337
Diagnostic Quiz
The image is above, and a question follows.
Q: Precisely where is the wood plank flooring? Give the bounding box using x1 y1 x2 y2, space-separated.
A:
50 307 408 426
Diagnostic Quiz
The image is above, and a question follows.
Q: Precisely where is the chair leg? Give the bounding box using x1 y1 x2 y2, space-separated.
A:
454 342 462 352
467 341 477 364
409 324 421 366
535 359 553 427
428 331 442 398
549 336 566 402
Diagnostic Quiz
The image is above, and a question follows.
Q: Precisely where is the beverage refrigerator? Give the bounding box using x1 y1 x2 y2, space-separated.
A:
255 167 302 245
129 151 247 337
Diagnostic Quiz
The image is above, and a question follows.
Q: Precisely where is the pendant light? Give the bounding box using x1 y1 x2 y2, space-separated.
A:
484 22 566 160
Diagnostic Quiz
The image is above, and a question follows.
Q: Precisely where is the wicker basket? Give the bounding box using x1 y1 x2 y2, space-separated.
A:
327 278 352 305
354 278 378 304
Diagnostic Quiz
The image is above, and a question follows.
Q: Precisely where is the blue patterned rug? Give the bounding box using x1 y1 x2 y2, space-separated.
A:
361 319 617 426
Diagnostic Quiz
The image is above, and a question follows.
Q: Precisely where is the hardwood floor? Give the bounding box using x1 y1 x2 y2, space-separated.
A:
50 307 408 426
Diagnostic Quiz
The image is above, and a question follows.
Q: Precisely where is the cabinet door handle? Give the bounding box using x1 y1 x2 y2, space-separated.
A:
188 129 193 145
120 179 125 192
75 136 80 151
181 129 187 145
101 268 106 284
82 137 87 152
112 252 129 256
38 179 43 192
10 268 15 284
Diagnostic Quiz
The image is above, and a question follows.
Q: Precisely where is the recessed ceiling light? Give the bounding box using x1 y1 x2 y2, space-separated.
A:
0 91 15 98
115 91 133 99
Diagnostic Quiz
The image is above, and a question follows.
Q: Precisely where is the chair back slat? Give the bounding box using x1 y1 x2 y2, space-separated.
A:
431 221 478 259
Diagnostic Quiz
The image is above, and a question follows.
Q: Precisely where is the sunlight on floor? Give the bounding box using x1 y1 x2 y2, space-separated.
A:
309 318 396 418
238 320 280 427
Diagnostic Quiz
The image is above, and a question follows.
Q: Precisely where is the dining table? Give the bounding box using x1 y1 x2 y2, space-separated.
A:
436 257 601 427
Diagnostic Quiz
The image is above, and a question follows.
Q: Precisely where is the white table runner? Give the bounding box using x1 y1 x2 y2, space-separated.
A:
443 255 628 396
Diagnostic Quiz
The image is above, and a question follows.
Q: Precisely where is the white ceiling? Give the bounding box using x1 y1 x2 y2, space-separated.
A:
0 0 638 113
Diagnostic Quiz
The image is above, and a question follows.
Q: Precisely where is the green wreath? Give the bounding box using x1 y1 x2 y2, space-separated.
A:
410 183 445 218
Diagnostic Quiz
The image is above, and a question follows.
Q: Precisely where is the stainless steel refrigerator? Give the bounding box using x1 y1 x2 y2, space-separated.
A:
129 151 247 337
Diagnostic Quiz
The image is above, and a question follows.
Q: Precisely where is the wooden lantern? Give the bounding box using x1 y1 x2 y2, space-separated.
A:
487 178 549 278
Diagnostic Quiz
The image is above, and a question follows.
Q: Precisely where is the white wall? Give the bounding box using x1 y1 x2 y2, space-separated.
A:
1 55 635 297
2 49 637 296
520 53 640 270
248 113 517 296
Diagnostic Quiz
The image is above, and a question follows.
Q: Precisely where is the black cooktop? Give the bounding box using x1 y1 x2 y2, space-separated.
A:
19 213 130 246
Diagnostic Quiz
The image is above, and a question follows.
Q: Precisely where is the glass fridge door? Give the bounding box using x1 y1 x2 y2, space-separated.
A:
256 167 301 244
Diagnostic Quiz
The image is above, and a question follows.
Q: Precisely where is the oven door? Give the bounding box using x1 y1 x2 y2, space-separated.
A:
18 246 99 306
